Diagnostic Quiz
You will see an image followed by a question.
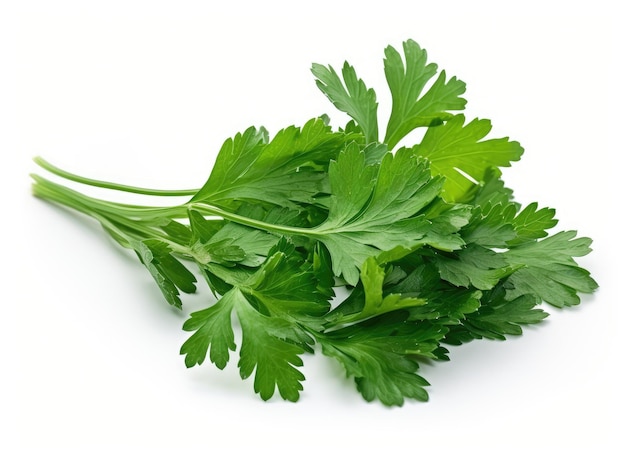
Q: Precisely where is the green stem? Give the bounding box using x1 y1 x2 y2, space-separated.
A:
34 156 199 197
188 203 321 237
31 173 330 253
31 173 189 221
32 174 190 253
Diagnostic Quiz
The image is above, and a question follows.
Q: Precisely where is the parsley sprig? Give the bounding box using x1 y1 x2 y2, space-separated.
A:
31 39 597 406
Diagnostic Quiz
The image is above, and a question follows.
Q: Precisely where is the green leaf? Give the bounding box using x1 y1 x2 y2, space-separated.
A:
134 239 197 308
191 118 348 209
505 230 594 267
390 262 482 322
181 239 331 401
443 287 548 344
327 257 426 326
192 125 266 205
465 166 515 207
158 219 193 246
237 298 307 402
311 62 379 143
462 200 557 248
434 245 520 291
320 313 447 406
384 39 466 149
509 202 558 245
314 143 461 285
245 239 332 323
182 284 311 402
359 259 426 318
413 115 524 202
189 210 279 267
503 231 598 307
464 294 548 340
180 290 237 369
462 202 518 247
189 239 246 266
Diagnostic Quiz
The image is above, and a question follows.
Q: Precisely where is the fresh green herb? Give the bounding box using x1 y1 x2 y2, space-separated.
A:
31 39 597 406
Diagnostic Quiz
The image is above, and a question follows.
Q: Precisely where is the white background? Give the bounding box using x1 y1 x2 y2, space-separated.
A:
2 1 623 460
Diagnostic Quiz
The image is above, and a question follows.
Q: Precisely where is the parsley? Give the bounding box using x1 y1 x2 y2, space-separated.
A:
31 39 597 406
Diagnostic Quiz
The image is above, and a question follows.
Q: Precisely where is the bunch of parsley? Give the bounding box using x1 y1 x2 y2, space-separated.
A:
31 40 597 406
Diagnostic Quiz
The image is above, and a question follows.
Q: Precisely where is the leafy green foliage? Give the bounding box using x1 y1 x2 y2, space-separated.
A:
312 62 379 144
434 244 519 291
32 39 597 406
503 231 598 307
192 117 349 210
312 143 464 285
134 239 197 309
383 39 467 149
413 115 524 202
180 290 237 369
180 240 330 401
325 257 427 326
320 314 443 406
443 288 549 345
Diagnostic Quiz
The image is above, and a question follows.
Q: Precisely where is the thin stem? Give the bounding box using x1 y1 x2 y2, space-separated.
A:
188 203 321 237
31 174 330 254
31 174 190 222
33 156 199 197
32 175 190 252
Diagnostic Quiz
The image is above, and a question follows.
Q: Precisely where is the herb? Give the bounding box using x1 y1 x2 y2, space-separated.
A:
31 39 597 406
